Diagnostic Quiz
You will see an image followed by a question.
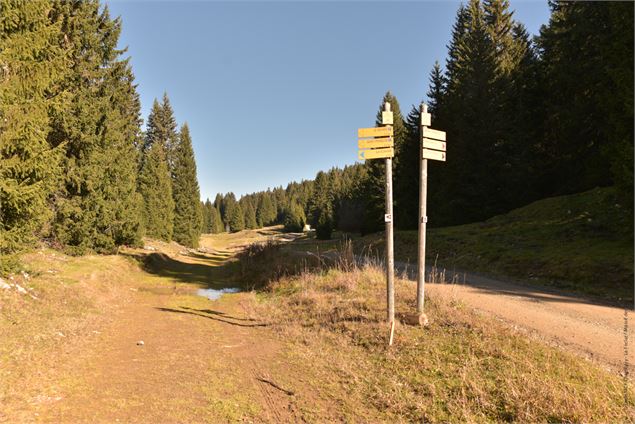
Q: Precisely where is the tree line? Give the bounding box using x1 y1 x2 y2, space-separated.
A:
1 0 202 272
1 0 632 271
207 0 633 238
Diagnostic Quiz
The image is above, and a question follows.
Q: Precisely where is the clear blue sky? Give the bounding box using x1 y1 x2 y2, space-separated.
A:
106 0 550 201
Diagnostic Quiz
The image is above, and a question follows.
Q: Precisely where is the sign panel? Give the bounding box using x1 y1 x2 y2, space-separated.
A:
382 111 394 125
422 127 446 141
420 112 431 127
358 137 393 149
422 148 446 161
358 126 393 138
422 138 446 151
358 147 394 160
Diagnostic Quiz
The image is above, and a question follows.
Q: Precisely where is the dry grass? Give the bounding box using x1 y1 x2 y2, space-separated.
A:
0 247 148 420
254 263 634 422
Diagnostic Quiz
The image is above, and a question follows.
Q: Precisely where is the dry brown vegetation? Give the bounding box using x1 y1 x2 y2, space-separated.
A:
253 256 634 422
2 229 633 422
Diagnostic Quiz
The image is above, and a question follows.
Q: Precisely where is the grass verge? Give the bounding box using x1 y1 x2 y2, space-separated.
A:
255 264 634 422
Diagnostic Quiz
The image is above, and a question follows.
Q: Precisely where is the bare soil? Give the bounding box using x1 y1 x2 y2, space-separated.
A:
421 269 633 373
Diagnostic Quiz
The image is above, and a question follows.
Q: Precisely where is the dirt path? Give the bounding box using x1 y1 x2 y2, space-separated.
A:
414 266 634 373
27 233 314 423
34 287 304 423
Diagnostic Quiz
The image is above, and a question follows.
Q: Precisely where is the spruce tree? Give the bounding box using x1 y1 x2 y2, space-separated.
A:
283 203 305 233
538 1 633 212
256 194 276 226
243 201 258 229
310 171 334 239
144 93 178 167
138 142 174 241
0 0 67 269
49 1 143 253
200 201 209 233
222 192 237 229
229 203 245 232
171 123 202 248
209 205 223 233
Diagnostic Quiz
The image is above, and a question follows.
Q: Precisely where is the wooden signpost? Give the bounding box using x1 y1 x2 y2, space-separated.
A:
356 101 446 343
357 102 395 344
358 126 392 138
358 147 394 160
417 104 447 316
358 137 393 149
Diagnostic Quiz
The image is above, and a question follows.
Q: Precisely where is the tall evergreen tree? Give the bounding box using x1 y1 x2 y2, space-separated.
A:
138 142 174 241
309 171 334 239
243 201 257 230
48 1 143 253
144 93 178 165
200 200 209 233
229 202 245 232
256 193 276 226
221 192 237 229
0 0 67 269
171 123 202 247
537 1 633 212
210 204 224 233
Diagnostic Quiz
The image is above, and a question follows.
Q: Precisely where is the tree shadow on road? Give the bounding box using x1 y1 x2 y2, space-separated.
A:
122 251 240 289
156 307 269 328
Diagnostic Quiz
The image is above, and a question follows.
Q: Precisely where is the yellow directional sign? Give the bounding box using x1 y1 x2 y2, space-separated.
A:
358 147 394 160
358 137 393 149
422 127 446 141
358 126 393 138
422 138 446 151
422 148 446 161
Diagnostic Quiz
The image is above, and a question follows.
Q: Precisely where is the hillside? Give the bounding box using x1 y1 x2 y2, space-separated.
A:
390 187 633 303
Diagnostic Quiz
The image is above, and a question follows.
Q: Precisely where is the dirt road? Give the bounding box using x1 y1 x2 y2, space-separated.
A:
412 265 633 373
36 289 304 423
18 233 317 423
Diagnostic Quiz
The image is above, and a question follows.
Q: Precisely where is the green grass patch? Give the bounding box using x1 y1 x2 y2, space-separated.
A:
391 187 633 303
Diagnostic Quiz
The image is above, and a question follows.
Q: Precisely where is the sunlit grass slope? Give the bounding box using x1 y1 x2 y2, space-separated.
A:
389 187 633 303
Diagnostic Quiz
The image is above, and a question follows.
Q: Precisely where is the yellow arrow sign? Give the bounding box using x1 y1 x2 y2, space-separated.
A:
422 127 446 141
358 147 394 160
422 138 446 151
358 126 393 138
358 137 393 149
422 148 446 161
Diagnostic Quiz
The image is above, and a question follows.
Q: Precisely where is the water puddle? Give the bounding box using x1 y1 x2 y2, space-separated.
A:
196 287 241 300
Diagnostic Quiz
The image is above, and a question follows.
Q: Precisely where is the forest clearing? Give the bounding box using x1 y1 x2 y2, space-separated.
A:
1 226 632 422
1 0 633 422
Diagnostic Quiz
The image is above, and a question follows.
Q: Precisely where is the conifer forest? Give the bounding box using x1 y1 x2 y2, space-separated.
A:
0 1 633 421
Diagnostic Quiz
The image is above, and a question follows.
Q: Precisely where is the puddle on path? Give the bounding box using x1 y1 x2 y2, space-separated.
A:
196 287 241 300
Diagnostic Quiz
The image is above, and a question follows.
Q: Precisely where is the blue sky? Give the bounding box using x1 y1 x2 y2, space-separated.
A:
106 0 551 200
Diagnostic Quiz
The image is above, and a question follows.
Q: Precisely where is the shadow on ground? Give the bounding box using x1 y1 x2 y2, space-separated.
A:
122 251 240 289
156 306 269 328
